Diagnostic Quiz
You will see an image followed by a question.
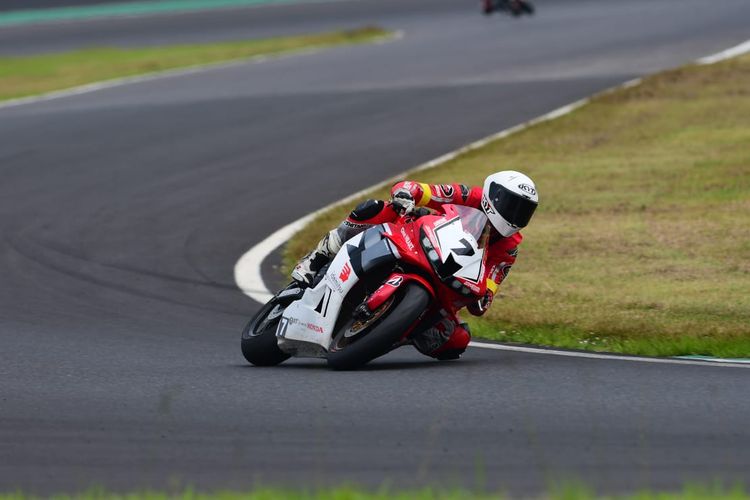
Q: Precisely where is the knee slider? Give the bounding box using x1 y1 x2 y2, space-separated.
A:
349 199 385 222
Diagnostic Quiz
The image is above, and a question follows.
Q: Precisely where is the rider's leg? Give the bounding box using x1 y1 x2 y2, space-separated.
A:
290 228 342 286
291 199 398 286
412 315 471 360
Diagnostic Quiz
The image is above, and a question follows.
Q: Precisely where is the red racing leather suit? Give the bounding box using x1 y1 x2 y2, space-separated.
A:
333 180 522 360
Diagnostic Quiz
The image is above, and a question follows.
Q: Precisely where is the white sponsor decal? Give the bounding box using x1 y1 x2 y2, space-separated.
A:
400 227 415 251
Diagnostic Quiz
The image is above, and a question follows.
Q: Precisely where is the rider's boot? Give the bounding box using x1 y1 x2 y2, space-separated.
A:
291 230 342 287
413 318 471 360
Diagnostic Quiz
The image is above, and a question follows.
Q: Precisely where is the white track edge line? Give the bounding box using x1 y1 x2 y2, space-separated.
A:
234 82 632 303
697 39 750 65
0 30 403 112
469 342 750 368
231 36 749 367
234 95 594 302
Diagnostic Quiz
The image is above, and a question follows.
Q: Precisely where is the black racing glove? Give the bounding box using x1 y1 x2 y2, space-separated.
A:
467 290 494 316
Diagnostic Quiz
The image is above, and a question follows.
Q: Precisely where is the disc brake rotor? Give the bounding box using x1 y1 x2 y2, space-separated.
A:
345 295 395 338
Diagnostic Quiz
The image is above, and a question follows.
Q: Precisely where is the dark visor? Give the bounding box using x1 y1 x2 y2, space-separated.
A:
488 182 537 228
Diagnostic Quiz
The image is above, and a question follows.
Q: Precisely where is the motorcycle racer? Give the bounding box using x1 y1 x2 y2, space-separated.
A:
483 0 535 16
292 171 538 360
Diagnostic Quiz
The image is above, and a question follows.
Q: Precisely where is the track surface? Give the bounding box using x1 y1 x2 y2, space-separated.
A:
1 0 750 495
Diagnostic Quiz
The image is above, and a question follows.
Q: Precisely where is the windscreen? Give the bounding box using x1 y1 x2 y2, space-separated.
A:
451 205 491 249
427 205 490 284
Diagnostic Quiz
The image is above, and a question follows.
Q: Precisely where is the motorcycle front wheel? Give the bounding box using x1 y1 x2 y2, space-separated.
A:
241 289 295 366
327 283 429 370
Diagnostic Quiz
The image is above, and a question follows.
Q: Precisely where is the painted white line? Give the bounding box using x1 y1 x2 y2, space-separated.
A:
233 82 635 303
0 30 403 112
674 356 750 365
469 342 750 369
234 90 606 303
230 36 748 367
697 39 750 65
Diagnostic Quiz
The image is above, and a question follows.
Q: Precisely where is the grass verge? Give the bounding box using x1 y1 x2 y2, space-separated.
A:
1 483 749 499
0 26 390 102
285 54 750 358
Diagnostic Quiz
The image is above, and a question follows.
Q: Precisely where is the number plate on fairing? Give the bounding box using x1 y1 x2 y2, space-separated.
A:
433 217 485 283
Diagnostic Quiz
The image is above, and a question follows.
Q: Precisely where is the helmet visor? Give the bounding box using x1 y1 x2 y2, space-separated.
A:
488 182 537 228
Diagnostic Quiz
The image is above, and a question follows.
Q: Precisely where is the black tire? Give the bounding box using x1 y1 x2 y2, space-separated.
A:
521 1 534 14
327 283 430 370
241 296 292 367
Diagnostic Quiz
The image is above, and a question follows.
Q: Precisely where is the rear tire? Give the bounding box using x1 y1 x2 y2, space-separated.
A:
327 283 430 370
241 294 293 367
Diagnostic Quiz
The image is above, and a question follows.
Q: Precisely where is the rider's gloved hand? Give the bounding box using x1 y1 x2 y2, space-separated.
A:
467 290 494 316
391 188 416 215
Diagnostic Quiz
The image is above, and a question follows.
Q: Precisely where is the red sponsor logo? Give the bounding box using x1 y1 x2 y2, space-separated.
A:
306 323 324 333
339 262 352 282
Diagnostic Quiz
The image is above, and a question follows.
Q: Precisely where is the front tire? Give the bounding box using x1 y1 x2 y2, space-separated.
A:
241 294 292 366
327 283 430 370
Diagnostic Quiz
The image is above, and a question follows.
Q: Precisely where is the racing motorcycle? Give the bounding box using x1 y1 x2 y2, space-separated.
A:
483 0 535 16
241 204 491 370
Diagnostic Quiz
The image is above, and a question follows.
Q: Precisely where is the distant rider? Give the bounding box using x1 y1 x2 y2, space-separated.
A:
483 0 534 16
292 171 539 360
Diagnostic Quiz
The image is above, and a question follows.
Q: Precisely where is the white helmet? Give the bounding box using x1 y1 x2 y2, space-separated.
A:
481 171 538 237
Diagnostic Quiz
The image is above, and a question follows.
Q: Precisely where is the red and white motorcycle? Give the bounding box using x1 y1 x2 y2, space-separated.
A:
241 204 491 370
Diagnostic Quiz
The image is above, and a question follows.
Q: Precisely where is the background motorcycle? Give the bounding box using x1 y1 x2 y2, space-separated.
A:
241 205 491 370
483 0 535 16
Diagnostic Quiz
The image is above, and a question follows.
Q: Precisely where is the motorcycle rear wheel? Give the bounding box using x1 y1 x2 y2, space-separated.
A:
241 292 294 366
327 283 429 370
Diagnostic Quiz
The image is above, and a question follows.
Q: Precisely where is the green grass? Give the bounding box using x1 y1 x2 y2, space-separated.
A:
0 26 390 102
284 54 750 358
1 483 749 499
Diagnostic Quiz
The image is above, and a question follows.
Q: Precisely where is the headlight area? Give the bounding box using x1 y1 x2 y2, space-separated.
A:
419 229 474 297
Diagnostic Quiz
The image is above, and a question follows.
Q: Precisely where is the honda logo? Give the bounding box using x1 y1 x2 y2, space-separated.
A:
339 262 352 282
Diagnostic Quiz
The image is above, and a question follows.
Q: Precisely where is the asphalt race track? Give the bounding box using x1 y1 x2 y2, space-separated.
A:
1 0 749 495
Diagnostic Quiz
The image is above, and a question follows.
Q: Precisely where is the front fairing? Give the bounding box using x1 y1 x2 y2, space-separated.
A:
385 205 490 308
277 225 400 357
